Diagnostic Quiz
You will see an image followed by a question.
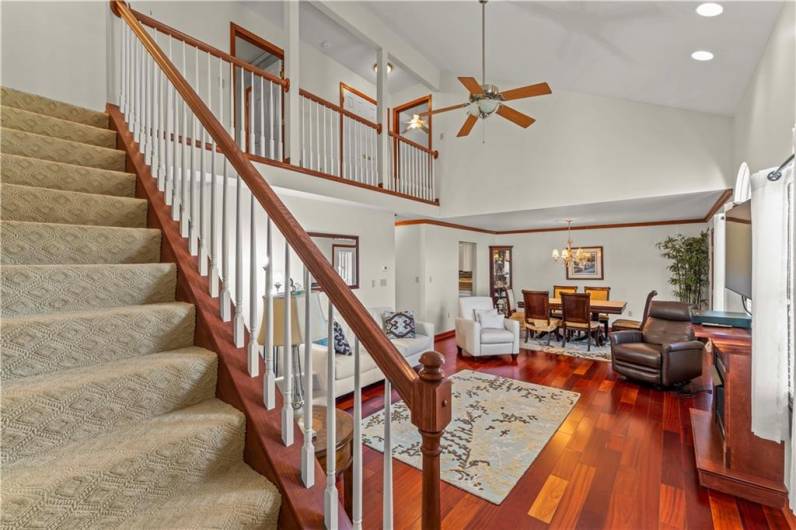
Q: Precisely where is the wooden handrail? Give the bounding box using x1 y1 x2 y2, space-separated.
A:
129 8 288 89
298 88 340 112
113 0 418 404
300 87 381 133
341 109 380 132
390 131 439 158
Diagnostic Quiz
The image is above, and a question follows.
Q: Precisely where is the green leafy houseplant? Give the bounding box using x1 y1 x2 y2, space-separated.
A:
656 231 710 309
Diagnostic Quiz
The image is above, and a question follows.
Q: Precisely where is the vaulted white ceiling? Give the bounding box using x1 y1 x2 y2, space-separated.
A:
352 1 784 115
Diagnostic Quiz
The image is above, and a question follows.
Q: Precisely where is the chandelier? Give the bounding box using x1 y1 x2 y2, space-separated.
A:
552 220 586 266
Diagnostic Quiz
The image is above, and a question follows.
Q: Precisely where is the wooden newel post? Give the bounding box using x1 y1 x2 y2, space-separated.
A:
412 351 452 530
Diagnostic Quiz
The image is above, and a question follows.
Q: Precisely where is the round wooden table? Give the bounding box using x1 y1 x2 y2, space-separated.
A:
312 406 354 516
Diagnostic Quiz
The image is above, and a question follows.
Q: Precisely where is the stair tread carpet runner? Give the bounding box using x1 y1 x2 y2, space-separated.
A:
0 86 280 529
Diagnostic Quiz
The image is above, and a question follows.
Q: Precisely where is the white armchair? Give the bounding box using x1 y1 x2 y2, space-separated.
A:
455 296 520 360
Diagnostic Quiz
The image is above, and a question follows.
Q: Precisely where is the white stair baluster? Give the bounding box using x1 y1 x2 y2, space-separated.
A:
158 47 167 191
324 303 338 530
189 46 199 256
134 39 141 140
249 71 256 154
315 102 321 171
180 42 189 237
301 267 315 487
259 76 265 157
383 380 394 530
164 38 173 206
209 55 221 297
274 85 282 160
269 80 275 160
247 187 259 377
308 98 314 171
263 218 275 409
301 96 307 168
220 62 234 322
120 24 127 115
233 164 244 348
352 337 363 530
281 242 294 446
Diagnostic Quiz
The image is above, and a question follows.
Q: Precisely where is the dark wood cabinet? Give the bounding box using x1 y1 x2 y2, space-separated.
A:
690 325 787 507
489 246 512 315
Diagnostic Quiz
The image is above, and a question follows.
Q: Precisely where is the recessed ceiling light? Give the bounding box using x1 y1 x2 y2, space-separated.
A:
691 50 714 61
696 2 723 17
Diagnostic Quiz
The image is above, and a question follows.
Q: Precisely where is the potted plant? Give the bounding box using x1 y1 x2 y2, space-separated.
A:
656 231 710 309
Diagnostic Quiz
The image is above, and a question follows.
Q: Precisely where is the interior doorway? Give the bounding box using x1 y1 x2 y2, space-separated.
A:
458 242 476 297
230 23 284 158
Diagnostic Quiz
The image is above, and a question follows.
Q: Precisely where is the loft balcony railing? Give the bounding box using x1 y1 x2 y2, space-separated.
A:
129 8 438 206
111 2 450 529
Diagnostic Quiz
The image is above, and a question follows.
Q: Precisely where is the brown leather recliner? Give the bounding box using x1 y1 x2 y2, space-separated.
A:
609 301 704 386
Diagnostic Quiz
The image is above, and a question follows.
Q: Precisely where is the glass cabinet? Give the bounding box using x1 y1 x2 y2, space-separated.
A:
489 246 513 315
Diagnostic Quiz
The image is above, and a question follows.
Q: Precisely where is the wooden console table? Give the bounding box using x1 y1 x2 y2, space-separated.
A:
690 325 787 507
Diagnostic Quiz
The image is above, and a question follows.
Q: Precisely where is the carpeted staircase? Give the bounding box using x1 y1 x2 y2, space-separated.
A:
0 87 281 528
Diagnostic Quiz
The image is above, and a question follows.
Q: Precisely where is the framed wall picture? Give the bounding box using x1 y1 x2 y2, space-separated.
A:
566 246 604 280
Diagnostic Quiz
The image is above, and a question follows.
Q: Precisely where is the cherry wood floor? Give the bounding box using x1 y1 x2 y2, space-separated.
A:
337 337 795 530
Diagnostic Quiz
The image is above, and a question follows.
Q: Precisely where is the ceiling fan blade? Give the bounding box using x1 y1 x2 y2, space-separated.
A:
420 102 468 116
457 114 478 137
496 104 536 128
500 82 552 101
458 77 484 95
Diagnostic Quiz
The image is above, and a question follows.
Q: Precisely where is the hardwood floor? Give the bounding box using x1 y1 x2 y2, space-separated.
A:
337 337 795 529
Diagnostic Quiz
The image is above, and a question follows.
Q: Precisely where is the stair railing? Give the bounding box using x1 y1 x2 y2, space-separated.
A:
112 2 451 529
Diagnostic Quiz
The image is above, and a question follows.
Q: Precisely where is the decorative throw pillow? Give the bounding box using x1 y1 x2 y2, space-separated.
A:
382 310 416 339
333 321 352 355
474 308 498 323
479 311 505 329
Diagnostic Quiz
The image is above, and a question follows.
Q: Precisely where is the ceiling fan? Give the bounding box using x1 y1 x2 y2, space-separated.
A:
426 0 552 137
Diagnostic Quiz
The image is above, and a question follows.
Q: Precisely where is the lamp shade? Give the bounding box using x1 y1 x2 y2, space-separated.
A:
258 293 302 347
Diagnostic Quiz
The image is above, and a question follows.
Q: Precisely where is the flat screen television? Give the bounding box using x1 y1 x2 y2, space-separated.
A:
725 200 752 299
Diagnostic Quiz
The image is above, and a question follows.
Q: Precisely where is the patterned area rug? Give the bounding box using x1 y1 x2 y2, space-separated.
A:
522 335 611 362
361 370 579 504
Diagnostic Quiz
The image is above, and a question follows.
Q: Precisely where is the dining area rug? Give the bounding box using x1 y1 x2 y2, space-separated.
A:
521 335 611 361
361 370 579 504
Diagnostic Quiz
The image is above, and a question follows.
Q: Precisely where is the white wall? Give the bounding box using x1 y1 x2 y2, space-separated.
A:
394 81 734 219
500 223 706 325
395 224 495 333
1 2 109 110
733 1 795 174
394 221 706 334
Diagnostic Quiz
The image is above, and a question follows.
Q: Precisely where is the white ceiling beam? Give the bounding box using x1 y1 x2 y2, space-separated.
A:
309 0 441 91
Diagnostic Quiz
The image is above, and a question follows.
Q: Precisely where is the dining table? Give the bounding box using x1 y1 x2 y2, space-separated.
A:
512 298 628 346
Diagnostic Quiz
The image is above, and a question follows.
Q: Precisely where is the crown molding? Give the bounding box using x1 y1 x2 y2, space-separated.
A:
395 189 732 235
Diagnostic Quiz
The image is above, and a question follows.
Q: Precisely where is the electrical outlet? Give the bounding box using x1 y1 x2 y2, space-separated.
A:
380 278 387 287
371 279 376 288
628 310 633 317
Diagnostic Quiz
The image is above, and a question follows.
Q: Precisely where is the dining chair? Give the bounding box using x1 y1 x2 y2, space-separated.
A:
585 286 611 338
561 292 602 351
522 290 560 345
552 285 577 318
505 288 518 317
611 290 658 332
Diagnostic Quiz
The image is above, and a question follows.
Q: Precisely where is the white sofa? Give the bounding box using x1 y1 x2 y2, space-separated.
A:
455 296 520 359
299 294 434 399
